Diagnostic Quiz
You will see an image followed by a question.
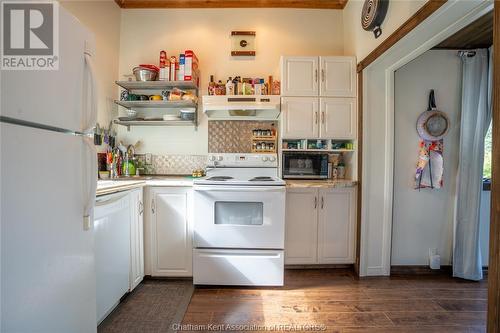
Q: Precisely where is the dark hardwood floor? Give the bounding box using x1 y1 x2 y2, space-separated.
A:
182 269 488 332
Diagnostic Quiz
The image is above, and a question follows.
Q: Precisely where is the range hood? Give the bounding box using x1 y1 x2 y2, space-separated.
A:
202 95 281 120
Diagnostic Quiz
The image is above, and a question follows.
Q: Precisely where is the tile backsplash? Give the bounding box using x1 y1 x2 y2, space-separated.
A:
136 154 207 175
208 120 277 153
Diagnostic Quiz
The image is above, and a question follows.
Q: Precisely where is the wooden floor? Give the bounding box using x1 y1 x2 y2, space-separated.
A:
181 269 488 332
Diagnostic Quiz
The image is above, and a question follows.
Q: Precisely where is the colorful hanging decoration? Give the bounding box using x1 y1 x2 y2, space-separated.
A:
414 90 449 190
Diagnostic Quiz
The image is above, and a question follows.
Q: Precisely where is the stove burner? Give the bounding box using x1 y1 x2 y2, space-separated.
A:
249 176 274 182
207 176 234 181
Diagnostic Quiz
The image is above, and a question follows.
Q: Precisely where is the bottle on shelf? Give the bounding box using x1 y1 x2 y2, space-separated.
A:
226 77 234 95
159 50 168 81
208 75 216 95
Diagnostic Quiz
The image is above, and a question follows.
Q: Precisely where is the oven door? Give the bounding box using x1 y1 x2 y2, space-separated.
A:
193 185 285 249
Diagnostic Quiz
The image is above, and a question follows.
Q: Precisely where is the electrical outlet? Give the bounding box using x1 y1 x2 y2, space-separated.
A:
145 153 152 165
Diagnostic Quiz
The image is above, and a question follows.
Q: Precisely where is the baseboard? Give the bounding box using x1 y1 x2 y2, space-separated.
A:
390 265 452 275
285 264 354 270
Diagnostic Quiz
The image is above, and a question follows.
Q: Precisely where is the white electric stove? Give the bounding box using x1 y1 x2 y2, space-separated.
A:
193 153 286 286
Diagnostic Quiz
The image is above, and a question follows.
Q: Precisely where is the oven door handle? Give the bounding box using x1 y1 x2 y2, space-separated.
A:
194 186 285 192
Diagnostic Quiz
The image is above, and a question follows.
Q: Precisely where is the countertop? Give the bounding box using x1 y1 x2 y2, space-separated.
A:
96 176 194 196
96 176 356 196
285 179 357 188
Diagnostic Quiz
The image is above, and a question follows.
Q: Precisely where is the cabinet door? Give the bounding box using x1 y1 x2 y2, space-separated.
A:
285 188 319 264
318 187 356 264
320 56 356 97
281 56 319 96
151 188 192 277
129 189 144 291
281 97 319 139
320 98 357 139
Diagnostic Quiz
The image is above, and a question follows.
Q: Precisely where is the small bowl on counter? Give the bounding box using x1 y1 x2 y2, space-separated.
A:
180 108 196 121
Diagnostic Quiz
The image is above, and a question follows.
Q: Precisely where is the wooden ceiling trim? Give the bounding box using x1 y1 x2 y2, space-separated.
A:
357 0 447 72
433 11 493 50
114 0 348 9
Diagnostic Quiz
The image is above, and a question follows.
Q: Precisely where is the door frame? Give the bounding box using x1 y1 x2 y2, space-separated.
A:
355 0 498 331
487 3 499 331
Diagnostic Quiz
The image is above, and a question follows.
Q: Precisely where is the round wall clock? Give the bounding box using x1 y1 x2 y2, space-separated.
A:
361 0 389 39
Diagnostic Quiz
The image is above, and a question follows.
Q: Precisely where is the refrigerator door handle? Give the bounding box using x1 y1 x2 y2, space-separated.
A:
84 52 98 133
83 135 97 231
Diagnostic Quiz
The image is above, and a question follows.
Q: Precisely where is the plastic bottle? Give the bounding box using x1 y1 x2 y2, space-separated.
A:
226 77 234 95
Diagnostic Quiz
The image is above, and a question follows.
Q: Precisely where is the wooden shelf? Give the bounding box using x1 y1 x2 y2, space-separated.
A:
281 149 355 153
115 79 198 90
114 100 197 110
252 136 277 141
251 149 276 153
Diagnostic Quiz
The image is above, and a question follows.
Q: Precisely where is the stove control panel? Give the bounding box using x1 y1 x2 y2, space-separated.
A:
207 153 278 168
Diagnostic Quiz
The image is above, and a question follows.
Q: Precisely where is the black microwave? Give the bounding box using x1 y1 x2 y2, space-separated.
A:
282 152 329 179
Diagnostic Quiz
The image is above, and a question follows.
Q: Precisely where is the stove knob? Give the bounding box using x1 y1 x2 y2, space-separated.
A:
262 156 269 162
269 156 276 162
216 156 223 162
209 156 216 161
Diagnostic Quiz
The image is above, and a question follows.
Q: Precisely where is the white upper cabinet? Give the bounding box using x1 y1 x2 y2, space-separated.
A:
317 187 356 264
285 188 318 265
319 56 356 97
320 98 357 139
281 56 356 97
281 97 319 139
281 56 319 96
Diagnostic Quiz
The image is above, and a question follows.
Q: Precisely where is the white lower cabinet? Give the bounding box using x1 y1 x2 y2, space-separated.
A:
145 187 193 277
285 187 356 265
285 188 318 264
129 188 144 291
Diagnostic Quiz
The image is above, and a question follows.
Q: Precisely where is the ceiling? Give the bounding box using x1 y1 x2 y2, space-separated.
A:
114 0 349 9
434 11 493 49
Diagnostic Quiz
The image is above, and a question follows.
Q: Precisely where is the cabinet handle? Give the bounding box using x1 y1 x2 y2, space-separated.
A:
321 111 325 124
315 111 318 124
314 197 318 209
321 69 325 82
321 197 324 209
315 69 318 83
139 201 144 215
151 199 155 214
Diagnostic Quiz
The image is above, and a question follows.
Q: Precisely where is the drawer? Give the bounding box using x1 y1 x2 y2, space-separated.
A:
193 249 284 286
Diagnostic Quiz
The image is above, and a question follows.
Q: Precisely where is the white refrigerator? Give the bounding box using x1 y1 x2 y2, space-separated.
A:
0 6 98 333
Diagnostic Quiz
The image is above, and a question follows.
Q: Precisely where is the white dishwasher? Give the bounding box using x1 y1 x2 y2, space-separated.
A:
94 191 131 325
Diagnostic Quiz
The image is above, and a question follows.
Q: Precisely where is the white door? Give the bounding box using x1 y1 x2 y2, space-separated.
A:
0 7 95 132
285 188 319 264
1 123 97 333
129 189 144 291
281 56 319 96
150 187 192 277
193 186 285 249
319 98 357 139
94 192 131 324
318 188 356 264
320 56 356 97
281 97 319 139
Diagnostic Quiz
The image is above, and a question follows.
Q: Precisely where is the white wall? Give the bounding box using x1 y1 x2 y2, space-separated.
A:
60 0 121 152
392 50 461 266
117 8 344 154
343 0 426 60
359 0 492 276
